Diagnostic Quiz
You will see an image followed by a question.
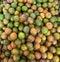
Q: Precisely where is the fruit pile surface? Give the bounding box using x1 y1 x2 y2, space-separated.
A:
0 0 60 62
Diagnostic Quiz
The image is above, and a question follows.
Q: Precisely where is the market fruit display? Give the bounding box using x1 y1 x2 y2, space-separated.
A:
0 0 60 62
